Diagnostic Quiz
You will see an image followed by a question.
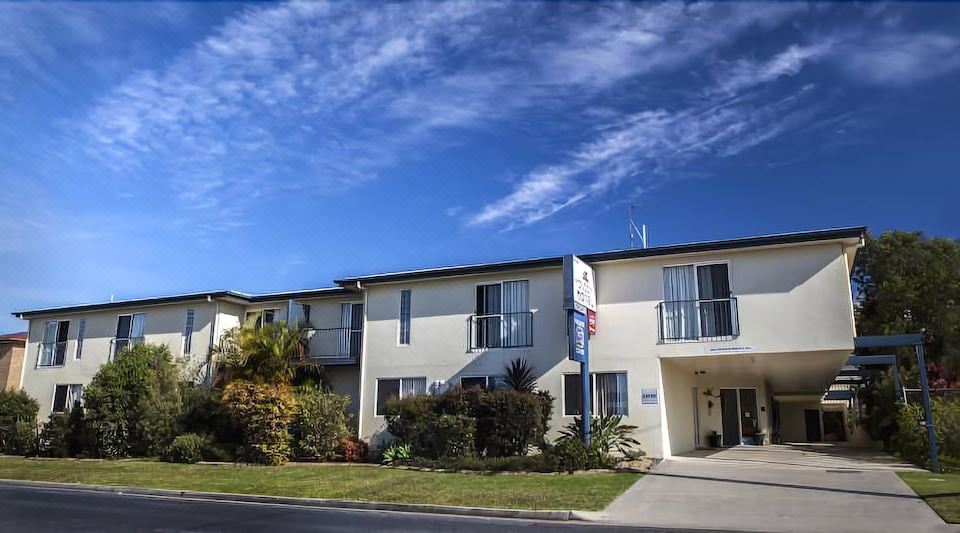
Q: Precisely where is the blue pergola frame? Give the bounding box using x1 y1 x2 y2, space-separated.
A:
855 333 940 473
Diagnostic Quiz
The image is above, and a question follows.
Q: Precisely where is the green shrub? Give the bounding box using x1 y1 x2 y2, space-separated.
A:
179 386 240 461
0 389 39 455
408 454 553 473
384 388 551 459
544 437 597 473
292 387 350 460
83 344 183 457
381 441 412 465
893 398 960 470
223 380 296 465
163 433 207 464
38 413 70 458
547 415 643 472
338 436 369 462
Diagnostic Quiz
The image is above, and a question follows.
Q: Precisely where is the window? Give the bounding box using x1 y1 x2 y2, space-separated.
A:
473 280 530 349
376 377 426 415
183 309 195 355
459 376 493 390
52 384 83 413
39 320 69 367
661 263 736 341
75 319 85 360
398 289 411 345
245 309 279 329
113 313 145 357
301 304 311 324
339 303 363 357
563 372 628 416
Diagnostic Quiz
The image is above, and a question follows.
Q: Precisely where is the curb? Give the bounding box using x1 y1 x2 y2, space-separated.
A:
0 478 575 521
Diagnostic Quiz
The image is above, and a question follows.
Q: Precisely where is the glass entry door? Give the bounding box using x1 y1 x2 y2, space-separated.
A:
720 389 740 446
720 388 760 446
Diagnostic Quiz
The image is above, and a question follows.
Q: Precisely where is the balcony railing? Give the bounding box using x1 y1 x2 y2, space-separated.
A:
110 336 145 360
37 341 67 367
469 312 533 350
301 327 362 363
657 297 739 343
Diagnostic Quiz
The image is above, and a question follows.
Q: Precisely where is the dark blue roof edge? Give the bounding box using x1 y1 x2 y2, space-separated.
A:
13 287 351 318
335 226 866 285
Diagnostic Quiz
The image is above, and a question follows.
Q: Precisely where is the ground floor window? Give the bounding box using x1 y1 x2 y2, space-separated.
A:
376 377 426 415
52 384 83 413
563 372 628 416
459 375 498 390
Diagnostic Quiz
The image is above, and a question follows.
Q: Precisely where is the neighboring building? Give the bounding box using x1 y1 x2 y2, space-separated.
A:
12 226 865 457
0 332 26 390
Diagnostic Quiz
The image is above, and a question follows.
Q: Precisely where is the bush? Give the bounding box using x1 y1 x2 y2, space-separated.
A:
338 436 369 462
407 455 553 473
38 412 70 458
179 386 241 461
292 387 350 460
0 389 39 455
381 441 412 465
544 437 597 472
893 398 960 470
546 415 643 472
223 380 296 465
384 388 551 459
83 344 182 457
163 433 207 464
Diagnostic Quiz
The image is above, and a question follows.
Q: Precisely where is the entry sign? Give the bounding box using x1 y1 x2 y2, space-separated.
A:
563 255 597 312
641 388 658 406
568 310 588 363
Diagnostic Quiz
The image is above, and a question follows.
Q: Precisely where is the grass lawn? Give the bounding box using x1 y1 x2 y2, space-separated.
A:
0 457 639 511
898 472 960 523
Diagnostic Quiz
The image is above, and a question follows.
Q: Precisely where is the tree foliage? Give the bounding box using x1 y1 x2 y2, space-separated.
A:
83 343 183 457
0 389 39 455
291 387 350 460
223 380 296 465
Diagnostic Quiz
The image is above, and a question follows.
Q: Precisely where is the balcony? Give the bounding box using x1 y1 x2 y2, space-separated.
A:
110 336 145 360
469 311 533 350
37 341 67 367
657 297 739 343
300 327 362 364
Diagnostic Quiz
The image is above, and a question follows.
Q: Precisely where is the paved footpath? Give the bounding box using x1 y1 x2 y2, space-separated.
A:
584 445 958 533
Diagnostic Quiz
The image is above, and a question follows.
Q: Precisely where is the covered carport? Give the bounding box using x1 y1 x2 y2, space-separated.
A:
659 349 849 456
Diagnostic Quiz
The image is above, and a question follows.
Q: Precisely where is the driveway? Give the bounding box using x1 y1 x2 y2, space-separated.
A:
591 444 955 533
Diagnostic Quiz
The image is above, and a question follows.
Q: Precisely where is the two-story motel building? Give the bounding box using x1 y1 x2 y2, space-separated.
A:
13 226 865 458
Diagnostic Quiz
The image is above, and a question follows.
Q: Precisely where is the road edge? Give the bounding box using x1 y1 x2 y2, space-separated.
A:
0 478 576 521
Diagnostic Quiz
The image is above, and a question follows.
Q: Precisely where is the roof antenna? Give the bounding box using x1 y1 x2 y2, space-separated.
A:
628 204 647 249
110 294 115 303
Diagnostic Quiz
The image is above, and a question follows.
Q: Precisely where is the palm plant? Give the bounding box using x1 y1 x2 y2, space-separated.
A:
559 414 642 460
504 357 537 392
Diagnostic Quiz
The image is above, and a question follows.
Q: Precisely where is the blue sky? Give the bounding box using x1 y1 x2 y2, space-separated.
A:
1 1 959 332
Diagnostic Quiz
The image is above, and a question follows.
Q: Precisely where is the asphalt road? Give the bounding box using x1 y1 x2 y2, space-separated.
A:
0 484 696 532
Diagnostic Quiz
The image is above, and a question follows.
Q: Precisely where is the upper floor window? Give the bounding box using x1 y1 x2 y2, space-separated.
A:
659 263 738 342
245 309 278 329
471 280 531 349
563 372 628 416
52 384 83 413
183 309 195 355
39 320 69 367
113 313 146 358
398 289 411 345
376 377 426 415
75 319 85 360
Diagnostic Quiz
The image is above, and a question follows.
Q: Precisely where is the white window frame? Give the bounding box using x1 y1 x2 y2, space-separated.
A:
75 318 86 360
51 383 83 413
37 319 69 368
561 371 629 417
244 308 280 329
459 375 494 390
183 308 195 355
660 259 736 343
375 376 427 416
397 289 412 347
472 278 532 351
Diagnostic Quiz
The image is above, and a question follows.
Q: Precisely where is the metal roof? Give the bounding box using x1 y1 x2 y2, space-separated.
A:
335 226 866 285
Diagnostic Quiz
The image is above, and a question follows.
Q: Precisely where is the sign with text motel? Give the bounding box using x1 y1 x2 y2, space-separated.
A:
563 255 596 313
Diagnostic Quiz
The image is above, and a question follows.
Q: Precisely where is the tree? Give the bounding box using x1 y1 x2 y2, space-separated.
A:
217 321 311 384
853 231 960 380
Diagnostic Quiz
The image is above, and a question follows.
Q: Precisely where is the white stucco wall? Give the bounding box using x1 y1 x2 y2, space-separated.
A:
22 300 218 419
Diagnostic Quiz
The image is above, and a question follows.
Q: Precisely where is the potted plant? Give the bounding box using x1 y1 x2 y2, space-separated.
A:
707 430 721 448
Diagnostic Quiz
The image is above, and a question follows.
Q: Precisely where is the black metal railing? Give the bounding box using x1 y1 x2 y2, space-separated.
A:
302 327 362 361
109 336 145 360
469 312 533 350
37 341 67 367
657 297 739 342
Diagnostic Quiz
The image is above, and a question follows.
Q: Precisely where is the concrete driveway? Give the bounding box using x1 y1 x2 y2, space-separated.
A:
591 444 955 533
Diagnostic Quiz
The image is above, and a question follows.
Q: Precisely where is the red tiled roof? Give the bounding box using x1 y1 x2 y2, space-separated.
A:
0 332 27 342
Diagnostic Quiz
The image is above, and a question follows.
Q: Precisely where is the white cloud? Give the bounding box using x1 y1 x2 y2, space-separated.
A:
833 32 960 86
715 43 832 93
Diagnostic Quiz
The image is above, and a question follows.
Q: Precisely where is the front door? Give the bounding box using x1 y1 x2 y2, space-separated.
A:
739 389 759 444
804 409 822 442
720 389 740 446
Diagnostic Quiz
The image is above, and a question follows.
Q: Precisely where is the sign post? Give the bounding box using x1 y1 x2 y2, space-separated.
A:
563 255 596 445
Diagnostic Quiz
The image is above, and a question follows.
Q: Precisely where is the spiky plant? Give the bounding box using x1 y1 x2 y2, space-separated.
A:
504 357 537 392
